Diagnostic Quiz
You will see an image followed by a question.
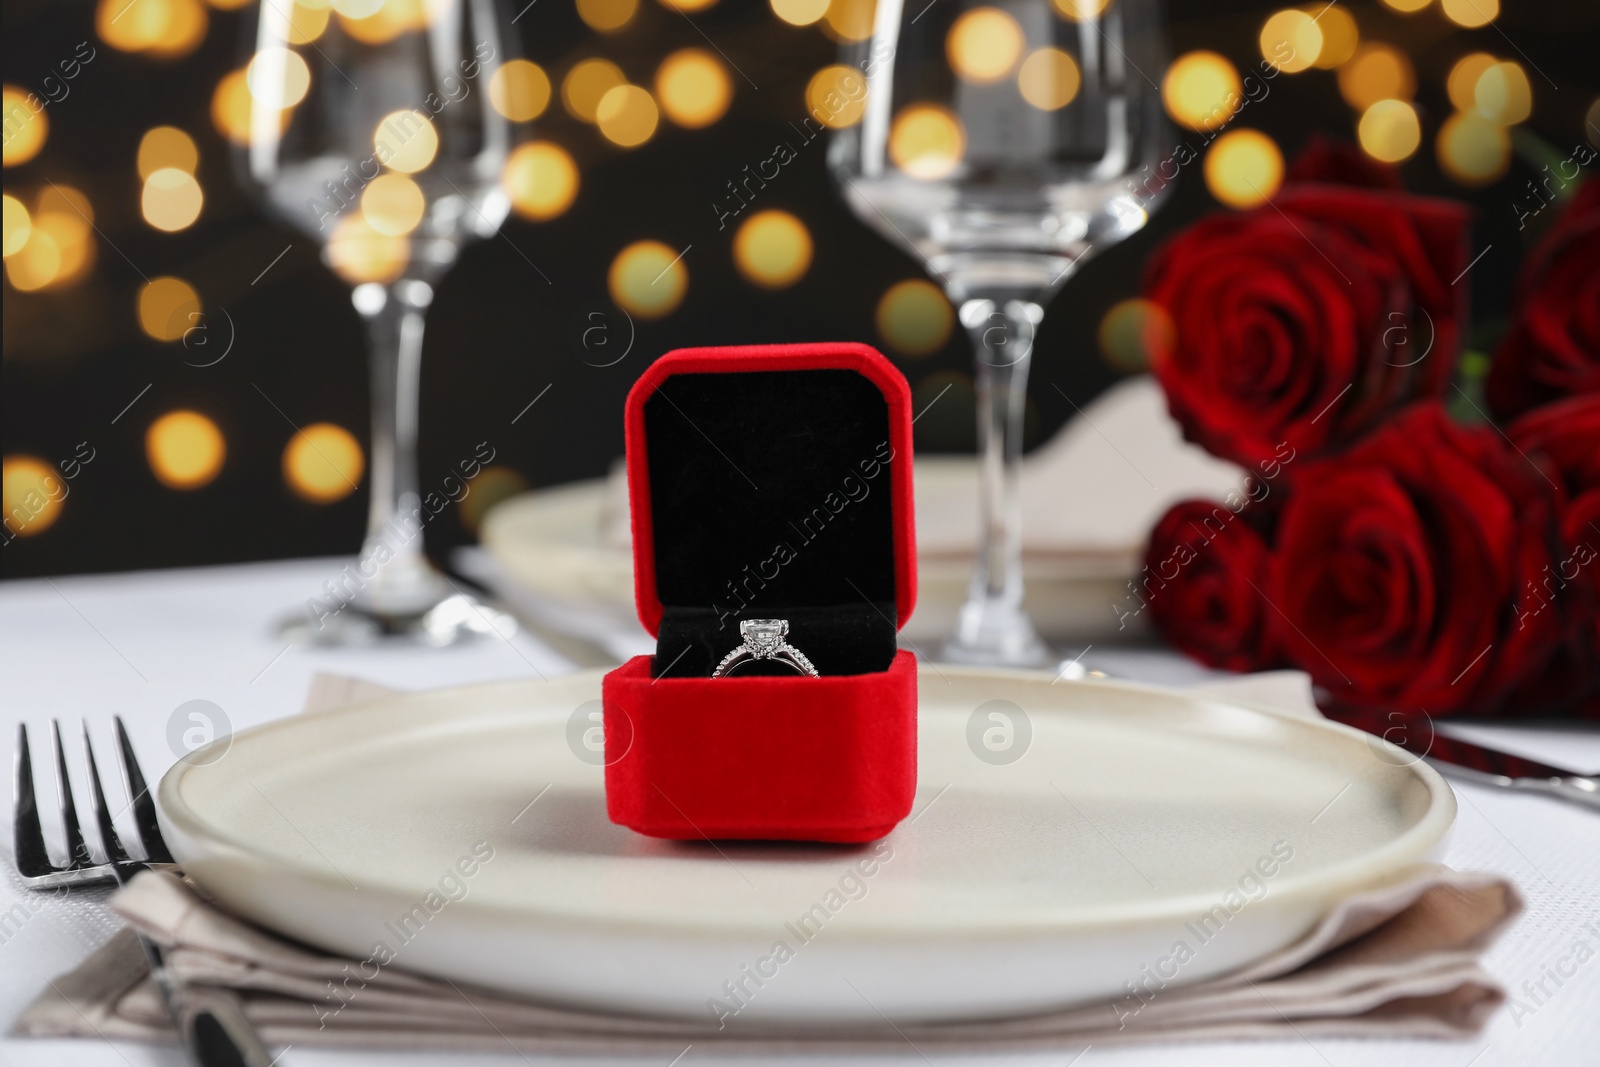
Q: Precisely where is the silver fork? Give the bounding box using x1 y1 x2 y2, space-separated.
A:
14 718 274 1067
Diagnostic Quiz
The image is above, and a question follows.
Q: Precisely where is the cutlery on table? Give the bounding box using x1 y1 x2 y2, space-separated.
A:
14 718 276 1066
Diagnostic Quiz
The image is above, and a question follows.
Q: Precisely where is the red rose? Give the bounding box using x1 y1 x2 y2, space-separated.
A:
1271 402 1565 716
1487 180 1600 420
1146 187 1470 469
1142 499 1282 672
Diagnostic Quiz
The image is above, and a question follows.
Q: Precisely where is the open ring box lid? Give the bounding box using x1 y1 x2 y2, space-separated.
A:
601 342 919 842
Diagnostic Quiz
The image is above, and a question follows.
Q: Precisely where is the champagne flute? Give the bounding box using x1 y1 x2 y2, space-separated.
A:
830 0 1171 665
237 0 520 645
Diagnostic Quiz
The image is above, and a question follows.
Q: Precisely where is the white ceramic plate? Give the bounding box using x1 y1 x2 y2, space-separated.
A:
159 668 1454 1023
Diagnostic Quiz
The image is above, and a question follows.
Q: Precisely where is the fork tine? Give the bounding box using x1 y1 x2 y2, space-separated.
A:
82 722 130 864
115 716 174 864
51 720 93 868
13 724 54 879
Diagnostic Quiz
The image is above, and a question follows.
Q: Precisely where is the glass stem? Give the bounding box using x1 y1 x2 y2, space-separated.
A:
948 297 1050 666
354 281 445 617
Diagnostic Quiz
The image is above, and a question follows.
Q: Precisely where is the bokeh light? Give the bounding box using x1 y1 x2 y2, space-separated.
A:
2 195 29 257
596 85 660 148
138 126 199 179
578 0 638 32
2 456 64 537
146 411 226 490
332 0 386 17
876 279 952 358
263 0 330 46
806 65 869 129
1259 9 1321 74
137 276 201 341
1437 112 1510 186
4 228 59 291
327 215 409 283
733 210 813 289
1447 53 1497 113
659 0 718 10
771 0 829 26
1307 4 1357 69
98 0 208 58
2 87 47 166
1358 99 1421 163
563 59 627 123
946 8 1025 86
656 49 733 129
1379 0 1430 12
1162 52 1242 132
212 68 291 145
1098 298 1176 373
889 104 966 180
142 168 204 232
1337 43 1415 111
821 0 874 42
338 0 427 46
32 210 94 285
1475 61 1531 125
459 466 530 535
608 239 687 319
247 46 312 109
1052 0 1111 18
1441 0 1497 28
283 423 365 503
501 141 579 221
374 110 438 173
489 59 551 122
1017 48 1081 111
1204 128 1284 209
361 173 426 235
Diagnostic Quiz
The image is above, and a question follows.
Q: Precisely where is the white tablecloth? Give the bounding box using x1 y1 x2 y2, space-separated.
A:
2 558 1597 1067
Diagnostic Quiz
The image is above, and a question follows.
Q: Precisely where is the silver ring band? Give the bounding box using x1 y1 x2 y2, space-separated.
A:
711 619 819 678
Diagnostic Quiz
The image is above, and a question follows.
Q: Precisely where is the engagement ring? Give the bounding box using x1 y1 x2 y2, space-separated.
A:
711 619 819 678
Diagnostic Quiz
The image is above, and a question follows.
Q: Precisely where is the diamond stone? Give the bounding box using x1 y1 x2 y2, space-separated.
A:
740 618 787 658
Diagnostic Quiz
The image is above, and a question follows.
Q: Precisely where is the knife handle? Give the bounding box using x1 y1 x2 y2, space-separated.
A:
186 1001 276 1067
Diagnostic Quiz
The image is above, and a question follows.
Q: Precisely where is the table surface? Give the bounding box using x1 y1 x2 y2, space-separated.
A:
2 557 1597 1067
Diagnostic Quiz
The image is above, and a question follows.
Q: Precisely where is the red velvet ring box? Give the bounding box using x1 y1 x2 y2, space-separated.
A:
601 342 918 843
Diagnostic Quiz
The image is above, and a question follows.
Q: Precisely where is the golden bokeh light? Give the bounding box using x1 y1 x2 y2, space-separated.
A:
658 0 718 10
246 46 312 109
1017 48 1082 111
138 126 199 179
501 141 579 221
1259 9 1321 74
1337 43 1415 111
1437 111 1510 186
563 59 627 123
889 104 965 180
1306 4 1357 69
146 411 226 490
327 214 409 283
206 0 253 9
374 109 438 173
1162 51 1242 132
1204 128 1283 209
1358 99 1421 163
771 0 829 26
212 68 291 145
332 0 386 16
1098 297 1175 373
337 0 433 44
733 209 813 289
1447 53 1497 113
1052 0 1111 19
1378 0 1430 12
142 168 204 232
489 59 551 122
459 466 530 535
596 85 660 148
3 456 65 537
138 277 202 342
946 8 1025 86
361 173 426 235
33 210 95 285
806 65 869 129
876 279 952 358
284 423 365 503
608 239 687 319
2 195 29 257
1440 0 1497 28
38 183 92 223
98 0 208 58
1475 61 1531 125
821 0 875 43
2 87 47 166
578 0 638 32
656 49 733 129
263 0 330 46
4 225 59 291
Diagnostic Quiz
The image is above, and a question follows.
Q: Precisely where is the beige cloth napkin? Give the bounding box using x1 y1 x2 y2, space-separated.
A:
14 672 1522 1053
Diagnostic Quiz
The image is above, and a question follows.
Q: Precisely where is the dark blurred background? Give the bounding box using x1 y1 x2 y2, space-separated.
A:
4 0 1597 578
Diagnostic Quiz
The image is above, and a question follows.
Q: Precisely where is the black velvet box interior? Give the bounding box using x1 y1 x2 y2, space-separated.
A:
644 369 900 678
